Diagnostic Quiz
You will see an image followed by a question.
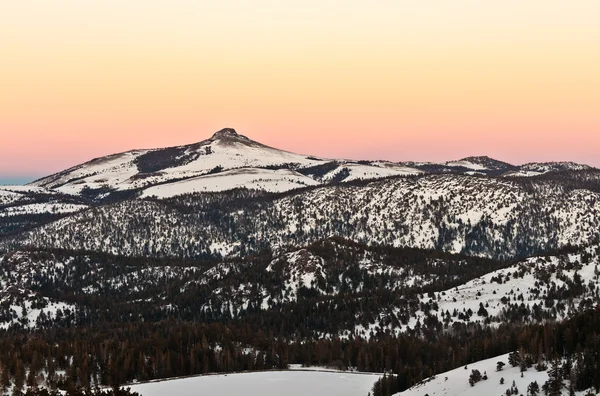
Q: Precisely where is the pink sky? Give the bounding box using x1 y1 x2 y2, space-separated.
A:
1 1 599 178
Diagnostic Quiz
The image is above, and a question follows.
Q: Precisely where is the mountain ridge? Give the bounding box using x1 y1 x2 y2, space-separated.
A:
26 128 595 201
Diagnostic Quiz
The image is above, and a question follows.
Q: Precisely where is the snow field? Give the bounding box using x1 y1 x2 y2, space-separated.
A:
129 370 382 396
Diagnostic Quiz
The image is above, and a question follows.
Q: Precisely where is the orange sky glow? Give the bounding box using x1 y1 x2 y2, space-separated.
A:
1 1 599 179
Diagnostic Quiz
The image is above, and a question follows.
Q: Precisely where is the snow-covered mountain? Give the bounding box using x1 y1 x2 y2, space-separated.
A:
27 128 596 201
29 128 422 200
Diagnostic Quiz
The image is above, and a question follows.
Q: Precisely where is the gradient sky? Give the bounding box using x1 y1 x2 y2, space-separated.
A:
1 1 599 181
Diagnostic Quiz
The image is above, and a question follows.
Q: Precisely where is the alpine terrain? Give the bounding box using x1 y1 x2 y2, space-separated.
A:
1 129 599 396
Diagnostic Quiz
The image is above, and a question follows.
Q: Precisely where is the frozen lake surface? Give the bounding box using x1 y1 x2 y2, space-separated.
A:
129 370 381 396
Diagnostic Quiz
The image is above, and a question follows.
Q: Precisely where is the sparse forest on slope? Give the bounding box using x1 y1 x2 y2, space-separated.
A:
15 174 600 261
0 239 508 334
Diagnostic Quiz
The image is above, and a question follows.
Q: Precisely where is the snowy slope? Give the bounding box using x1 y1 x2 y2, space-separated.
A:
0 189 23 206
349 246 600 339
408 249 600 329
129 370 381 396
29 129 326 195
395 353 593 396
320 162 420 183
30 150 148 195
141 168 320 198
444 160 489 171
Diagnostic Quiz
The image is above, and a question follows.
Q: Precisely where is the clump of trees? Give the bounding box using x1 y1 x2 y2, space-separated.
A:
468 369 482 386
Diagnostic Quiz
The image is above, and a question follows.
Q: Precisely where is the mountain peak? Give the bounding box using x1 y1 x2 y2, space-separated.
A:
205 128 267 149
211 128 243 140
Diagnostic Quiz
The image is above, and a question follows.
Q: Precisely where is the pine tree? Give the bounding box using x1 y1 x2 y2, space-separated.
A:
0 361 10 394
508 351 521 367
545 360 563 396
469 369 482 386
13 359 26 396
527 380 539 396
